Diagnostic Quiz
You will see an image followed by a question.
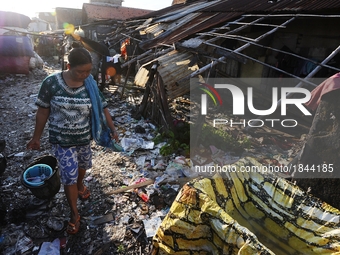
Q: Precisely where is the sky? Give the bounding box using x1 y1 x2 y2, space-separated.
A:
0 0 173 18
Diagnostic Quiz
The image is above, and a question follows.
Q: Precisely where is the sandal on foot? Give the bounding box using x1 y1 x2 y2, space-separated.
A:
78 186 90 200
66 215 80 235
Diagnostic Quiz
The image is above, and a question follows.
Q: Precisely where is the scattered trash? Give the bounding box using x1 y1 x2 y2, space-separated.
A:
104 225 126 242
38 238 60 255
162 188 177 206
0 56 304 255
14 152 25 157
135 189 149 202
142 217 162 238
93 213 114 225
0 139 7 175
8 234 34 255
121 137 154 151
46 217 65 231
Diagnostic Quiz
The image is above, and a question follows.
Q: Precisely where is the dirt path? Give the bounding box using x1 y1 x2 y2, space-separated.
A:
0 59 154 254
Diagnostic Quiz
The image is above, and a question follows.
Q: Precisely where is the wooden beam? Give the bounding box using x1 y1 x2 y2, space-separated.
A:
105 179 154 195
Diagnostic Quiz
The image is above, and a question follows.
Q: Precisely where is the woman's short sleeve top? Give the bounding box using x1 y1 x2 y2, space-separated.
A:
35 72 107 147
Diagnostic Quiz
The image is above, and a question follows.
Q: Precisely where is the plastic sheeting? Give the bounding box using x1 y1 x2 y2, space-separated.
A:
0 35 34 57
152 157 340 255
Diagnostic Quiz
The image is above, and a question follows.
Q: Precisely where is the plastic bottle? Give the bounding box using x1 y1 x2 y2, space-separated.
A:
135 189 149 202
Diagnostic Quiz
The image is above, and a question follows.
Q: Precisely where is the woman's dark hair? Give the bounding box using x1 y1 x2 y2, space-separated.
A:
68 47 92 67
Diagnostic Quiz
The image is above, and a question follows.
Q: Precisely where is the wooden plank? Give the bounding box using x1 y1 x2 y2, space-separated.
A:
105 179 154 195
157 74 175 131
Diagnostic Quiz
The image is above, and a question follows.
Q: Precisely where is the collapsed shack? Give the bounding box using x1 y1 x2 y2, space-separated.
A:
118 1 340 204
135 12 340 130
98 1 340 254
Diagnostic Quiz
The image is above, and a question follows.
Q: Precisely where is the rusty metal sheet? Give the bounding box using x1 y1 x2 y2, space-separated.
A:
137 0 340 50
157 50 199 99
83 3 152 22
153 0 220 23
136 0 208 19
139 12 240 49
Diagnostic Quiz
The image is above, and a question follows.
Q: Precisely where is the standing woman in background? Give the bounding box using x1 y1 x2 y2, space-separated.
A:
27 47 118 234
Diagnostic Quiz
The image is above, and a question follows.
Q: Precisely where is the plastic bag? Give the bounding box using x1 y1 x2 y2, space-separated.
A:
38 238 60 255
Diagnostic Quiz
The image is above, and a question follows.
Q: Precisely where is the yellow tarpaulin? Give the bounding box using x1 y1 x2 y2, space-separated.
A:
152 157 340 255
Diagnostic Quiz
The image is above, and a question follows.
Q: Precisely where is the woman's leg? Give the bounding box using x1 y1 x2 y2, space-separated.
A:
64 184 79 223
52 144 81 234
76 145 92 199
77 168 86 192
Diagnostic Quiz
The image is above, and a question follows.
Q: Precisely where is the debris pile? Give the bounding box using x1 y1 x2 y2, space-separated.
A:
0 58 307 254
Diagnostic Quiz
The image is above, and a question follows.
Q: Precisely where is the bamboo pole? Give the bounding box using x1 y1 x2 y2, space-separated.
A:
280 44 340 99
245 44 340 129
121 47 174 68
203 41 318 87
120 44 138 100
105 179 154 195
177 16 296 83
157 74 175 131
198 32 340 73
121 49 152 68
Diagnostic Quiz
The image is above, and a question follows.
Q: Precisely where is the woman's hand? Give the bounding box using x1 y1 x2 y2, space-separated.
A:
27 139 41 150
110 129 119 142
103 108 119 142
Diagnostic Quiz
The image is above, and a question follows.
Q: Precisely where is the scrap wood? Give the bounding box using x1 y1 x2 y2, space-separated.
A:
105 179 154 195
178 98 192 105
108 83 146 91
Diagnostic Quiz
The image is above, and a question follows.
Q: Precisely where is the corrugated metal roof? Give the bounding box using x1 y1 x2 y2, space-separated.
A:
127 0 340 128
135 50 198 99
153 0 220 23
83 3 152 22
158 50 199 99
136 0 340 49
139 12 240 49
135 1 207 19
130 0 340 95
203 0 340 13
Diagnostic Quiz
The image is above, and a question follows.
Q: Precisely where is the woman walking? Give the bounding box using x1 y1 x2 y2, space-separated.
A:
27 47 118 234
